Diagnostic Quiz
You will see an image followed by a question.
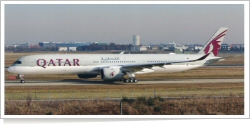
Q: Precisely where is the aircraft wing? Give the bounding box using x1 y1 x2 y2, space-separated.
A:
120 53 210 72
95 53 210 73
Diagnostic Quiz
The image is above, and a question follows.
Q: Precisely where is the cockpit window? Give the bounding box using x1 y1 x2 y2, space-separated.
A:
14 61 22 64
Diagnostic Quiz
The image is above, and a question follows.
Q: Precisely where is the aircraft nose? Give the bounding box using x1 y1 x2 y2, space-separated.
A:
8 66 15 73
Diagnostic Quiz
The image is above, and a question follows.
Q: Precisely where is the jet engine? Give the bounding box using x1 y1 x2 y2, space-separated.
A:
78 74 98 79
101 67 123 81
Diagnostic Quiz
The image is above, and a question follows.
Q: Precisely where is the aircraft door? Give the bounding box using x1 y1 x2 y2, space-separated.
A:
30 59 35 67
83 60 88 66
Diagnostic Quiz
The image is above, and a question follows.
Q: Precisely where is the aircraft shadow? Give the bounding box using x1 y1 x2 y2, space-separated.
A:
59 79 126 85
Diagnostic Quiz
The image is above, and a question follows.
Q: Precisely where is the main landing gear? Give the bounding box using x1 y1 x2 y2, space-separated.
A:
123 72 138 83
18 74 25 83
123 78 138 83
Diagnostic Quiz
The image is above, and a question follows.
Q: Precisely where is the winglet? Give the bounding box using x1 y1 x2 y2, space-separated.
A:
119 51 125 54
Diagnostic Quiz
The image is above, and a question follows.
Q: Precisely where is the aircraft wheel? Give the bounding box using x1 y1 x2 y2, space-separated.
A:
130 79 133 83
134 79 138 83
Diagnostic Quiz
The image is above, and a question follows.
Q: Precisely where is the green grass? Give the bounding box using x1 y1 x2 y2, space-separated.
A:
5 83 244 100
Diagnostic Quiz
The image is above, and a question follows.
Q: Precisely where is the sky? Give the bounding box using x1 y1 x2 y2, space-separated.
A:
4 3 244 45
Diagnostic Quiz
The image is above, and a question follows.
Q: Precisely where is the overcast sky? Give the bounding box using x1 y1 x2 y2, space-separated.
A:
4 4 244 45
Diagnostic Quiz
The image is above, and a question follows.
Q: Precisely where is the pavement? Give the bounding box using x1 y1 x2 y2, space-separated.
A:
4 78 244 86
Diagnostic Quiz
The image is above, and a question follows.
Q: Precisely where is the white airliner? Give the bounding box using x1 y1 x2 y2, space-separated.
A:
7 27 228 83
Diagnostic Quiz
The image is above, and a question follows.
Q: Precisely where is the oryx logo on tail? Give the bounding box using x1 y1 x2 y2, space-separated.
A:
204 29 227 56
198 27 228 56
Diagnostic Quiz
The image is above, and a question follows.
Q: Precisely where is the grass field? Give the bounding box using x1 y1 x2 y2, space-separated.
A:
5 82 244 100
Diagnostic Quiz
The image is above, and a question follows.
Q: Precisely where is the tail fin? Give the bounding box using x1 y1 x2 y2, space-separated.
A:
198 27 228 56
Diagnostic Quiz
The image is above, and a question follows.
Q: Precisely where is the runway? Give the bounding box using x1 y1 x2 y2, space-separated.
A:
5 78 244 86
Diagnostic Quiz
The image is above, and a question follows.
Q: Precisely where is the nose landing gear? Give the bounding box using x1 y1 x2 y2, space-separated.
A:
17 74 25 83
20 79 25 83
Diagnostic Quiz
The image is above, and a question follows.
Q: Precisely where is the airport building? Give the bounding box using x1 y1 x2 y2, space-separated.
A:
69 47 77 51
39 42 93 48
58 47 68 51
221 44 230 51
57 46 77 51
131 46 148 51
92 42 110 45
5 43 29 48
38 42 54 48
55 42 92 47
162 42 176 51
38 41 110 51
230 44 244 49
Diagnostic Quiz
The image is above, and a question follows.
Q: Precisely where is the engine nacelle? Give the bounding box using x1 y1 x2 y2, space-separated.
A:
101 67 123 81
78 74 98 79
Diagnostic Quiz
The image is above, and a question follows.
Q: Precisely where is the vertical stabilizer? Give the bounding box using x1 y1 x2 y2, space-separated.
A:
198 27 228 56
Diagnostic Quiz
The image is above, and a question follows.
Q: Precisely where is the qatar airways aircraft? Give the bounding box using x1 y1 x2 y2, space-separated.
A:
7 27 228 83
